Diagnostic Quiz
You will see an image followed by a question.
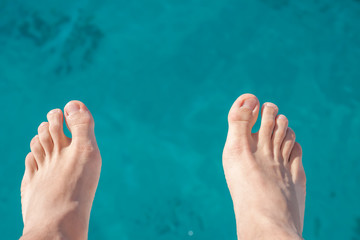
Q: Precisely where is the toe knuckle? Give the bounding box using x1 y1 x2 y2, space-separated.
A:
75 141 99 156
49 124 61 132
294 142 302 153
287 128 295 138
81 113 94 125
228 107 253 122
263 148 274 158
273 137 283 145
81 144 95 153
263 119 275 128
71 112 95 127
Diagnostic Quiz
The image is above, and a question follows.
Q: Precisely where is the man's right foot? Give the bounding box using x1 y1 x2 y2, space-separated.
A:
222 94 306 240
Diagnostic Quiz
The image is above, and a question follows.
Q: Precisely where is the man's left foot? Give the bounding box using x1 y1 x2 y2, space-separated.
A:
20 101 102 240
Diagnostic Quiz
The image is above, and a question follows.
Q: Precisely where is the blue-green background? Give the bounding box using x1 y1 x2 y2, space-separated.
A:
1 0 360 239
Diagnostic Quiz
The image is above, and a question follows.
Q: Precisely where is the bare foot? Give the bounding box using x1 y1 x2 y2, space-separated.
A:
222 94 306 240
20 101 102 240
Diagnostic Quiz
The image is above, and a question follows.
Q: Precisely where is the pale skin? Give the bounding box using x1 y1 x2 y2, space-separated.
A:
20 101 101 240
20 94 306 239
223 93 306 239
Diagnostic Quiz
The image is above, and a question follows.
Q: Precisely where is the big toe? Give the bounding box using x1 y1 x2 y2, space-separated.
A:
64 101 95 143
225 94 260 152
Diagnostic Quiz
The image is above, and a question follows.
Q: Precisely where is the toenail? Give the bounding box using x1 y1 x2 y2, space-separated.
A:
65 102 80 116
264 102 278 109
39 122 47 127
264 103 276 108
278 115 287 120
48 109 59 115
241 98 257 110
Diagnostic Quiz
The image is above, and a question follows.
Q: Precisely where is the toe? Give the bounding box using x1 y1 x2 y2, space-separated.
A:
47 109 68 149
38 122 53 155
289 142 306 232
22 152 37 193
64 100 96 144
289 143 306 184
225 94 260 151
25 152 37 175
281 127 296 162
258 102 279 146
272 114 288 159
30 135 45 166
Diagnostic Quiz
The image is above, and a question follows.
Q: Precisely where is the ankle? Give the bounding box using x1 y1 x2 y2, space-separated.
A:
21 225 87 240
237 227 302 240
22 214 88 240
21 227 64 240
236 215 303 240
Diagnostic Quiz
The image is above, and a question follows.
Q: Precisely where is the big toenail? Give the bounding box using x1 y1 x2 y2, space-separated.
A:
241 98 257 110
65 102 80 116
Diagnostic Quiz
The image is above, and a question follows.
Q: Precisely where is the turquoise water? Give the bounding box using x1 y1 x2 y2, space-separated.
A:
1 0 360 239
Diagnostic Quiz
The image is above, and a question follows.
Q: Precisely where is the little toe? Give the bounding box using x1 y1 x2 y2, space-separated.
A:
25 152 37 176
38 122 53 155
272 114 288 159
21 152 37 193
281 127 296 162
258 102 279 146
47 109 68 149
64 101 96 144
289 143 306 184
225 94 260 152
289 142 306 232
30 135 45 166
